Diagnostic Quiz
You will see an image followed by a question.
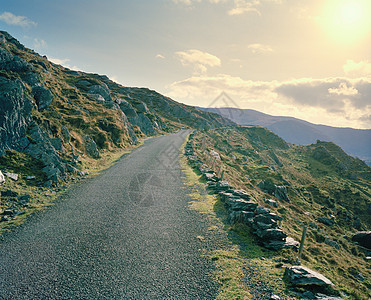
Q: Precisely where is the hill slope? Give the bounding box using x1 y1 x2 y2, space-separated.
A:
200 107 371 165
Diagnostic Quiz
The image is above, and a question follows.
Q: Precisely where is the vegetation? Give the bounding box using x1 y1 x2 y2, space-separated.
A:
186 127 371 299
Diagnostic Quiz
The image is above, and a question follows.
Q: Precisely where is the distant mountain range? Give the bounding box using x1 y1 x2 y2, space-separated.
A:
199 107 371 165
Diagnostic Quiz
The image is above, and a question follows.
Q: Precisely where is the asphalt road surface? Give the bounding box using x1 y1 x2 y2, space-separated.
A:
0 130 218 299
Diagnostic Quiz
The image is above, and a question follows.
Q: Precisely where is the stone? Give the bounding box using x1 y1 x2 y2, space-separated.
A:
352 231 371 249
317 217 334 226
1 189 18 197
133 101 150 113
83 135 100 159
32 85 53 111
255 206 270 215
256 228 287 241
284 266 333 287
258 179 276 194
270 294 280 300
1 216 10 222
88 84 112 102
3 209 14 216
50 138 63 152
274 185 289 202
314 293 343 300
5 172 18 181
324 239 340 249
87 93 105 102
230 189 250 200
227 199 258 212
0 171 5 184
265 199 278 208
26 175 36 180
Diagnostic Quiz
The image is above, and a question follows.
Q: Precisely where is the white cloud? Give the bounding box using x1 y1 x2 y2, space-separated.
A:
167 74 371 128
0 12 37 28
343 59 371 77
49 57 81 71
175 49 221 74
248 43 273 54
156 54 165 59
33 38 47 50
228 0 261 15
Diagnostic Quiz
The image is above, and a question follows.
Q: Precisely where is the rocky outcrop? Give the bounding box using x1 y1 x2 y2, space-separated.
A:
258 180 290 202
284 266 333 287
0 170 5 184
83 135 100 159
32 85 53 111
88 84 112 102
0 77 33 155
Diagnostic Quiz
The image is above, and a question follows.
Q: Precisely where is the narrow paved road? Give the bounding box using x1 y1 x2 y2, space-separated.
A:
0 131 218 299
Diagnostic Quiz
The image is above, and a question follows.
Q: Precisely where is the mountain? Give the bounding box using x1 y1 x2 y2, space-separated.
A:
0 30 233 183
200 107 371 165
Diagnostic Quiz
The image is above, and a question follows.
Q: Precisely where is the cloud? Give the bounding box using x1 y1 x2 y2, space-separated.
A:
33 38 47 50
156 54 165 59
167 74 371 128
343 59 371 77
228 0 261 15
175 49 221 74
49 57 81 71
248 43 273 54
0 12 37 28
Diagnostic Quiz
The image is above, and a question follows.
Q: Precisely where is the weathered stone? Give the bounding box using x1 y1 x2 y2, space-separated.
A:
26 175 36 180
258 179 276 194
275 185 289 202
1 189 18 197
83 135 100 159
265 199 278 208
32 86 53 111
50 138 63 152
231 189 250 200
227 199 258 212
88 84 112 102
0 171 5 184
352 231 371 249
133 101 150 113
87 93 105 102
317 217 334 226
256 228 287 241
4 172 18 181
255 206 270 215
324 239 340 249
3 209 14 216
284 266 333 287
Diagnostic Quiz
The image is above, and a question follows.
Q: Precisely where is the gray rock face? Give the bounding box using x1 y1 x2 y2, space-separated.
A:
131 113 157 136
88 84 112 102
0 48 31 73
226 199 258 212
133 101 150 113
317 217 334 226
284 266 333 287
274 185 289 202
255 228 287 241
0 77 33 155
83 135 100 158
4 172 18 181
352 231 371 249
32 86 53 111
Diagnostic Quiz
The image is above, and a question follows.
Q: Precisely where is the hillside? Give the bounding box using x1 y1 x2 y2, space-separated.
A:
185 126 371 299
200 107 371 165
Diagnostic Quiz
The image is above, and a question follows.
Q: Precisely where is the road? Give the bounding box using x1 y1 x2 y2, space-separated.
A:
0 131 218 299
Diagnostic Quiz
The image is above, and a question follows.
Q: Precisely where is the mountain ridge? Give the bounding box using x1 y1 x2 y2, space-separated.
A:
199 107 371 165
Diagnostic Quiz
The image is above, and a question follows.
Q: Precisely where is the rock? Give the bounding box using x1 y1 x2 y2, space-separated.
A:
265 199 278 208
5 172 18 181
32 86 53 111
228 210 255 224
133 101 150 113
83 135 100 159
284 266 333 287
88 84 112 102
26 175 36 180
87 93 105 102
317 217 334 226
352 231 371 249
3 209 14 216
256 228 287 241
230 189 250 200
274 185 289 202
0 47 31 72
314 293 343 300
258 179 276 194
0 171 5 184
50 138 63 152
1 216 10 222
324 239 340 249
0 77 33 154
61 126 71 142
270 294 280 300
255 206 271 215
226 199 258 212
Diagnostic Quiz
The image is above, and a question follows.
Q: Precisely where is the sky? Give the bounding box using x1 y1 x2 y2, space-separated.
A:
1 0 370 129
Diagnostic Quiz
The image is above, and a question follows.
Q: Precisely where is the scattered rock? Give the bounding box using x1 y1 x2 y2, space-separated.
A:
270 295 280 300
1 216 10 222
317 217 334 226
26 175 36 180
274 185 289 202
265 199 278 208
324 239 340 249
32 85 53 111
284 266 333 287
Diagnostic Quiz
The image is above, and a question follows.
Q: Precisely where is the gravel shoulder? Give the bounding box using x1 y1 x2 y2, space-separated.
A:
0 130 218 299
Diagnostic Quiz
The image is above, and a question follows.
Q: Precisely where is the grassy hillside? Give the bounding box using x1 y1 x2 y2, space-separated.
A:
189 126 371 299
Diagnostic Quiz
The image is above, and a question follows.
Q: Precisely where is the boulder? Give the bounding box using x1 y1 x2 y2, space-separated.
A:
83 135 100 159
255 206 271 215
258 179 276 194
352 231 371 249
0 47 31 72
0 171 5 184
284 266 333 287
87 93 105 102
255 228 287 241
88 84 112 101
133 101 150 113
317 217 334 226
265 199 278 208
230 189 250 200
32 86 53 111
274 185 289 202
4 172 18 181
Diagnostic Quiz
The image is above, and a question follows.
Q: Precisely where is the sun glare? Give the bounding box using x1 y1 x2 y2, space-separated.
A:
321 0 371 43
